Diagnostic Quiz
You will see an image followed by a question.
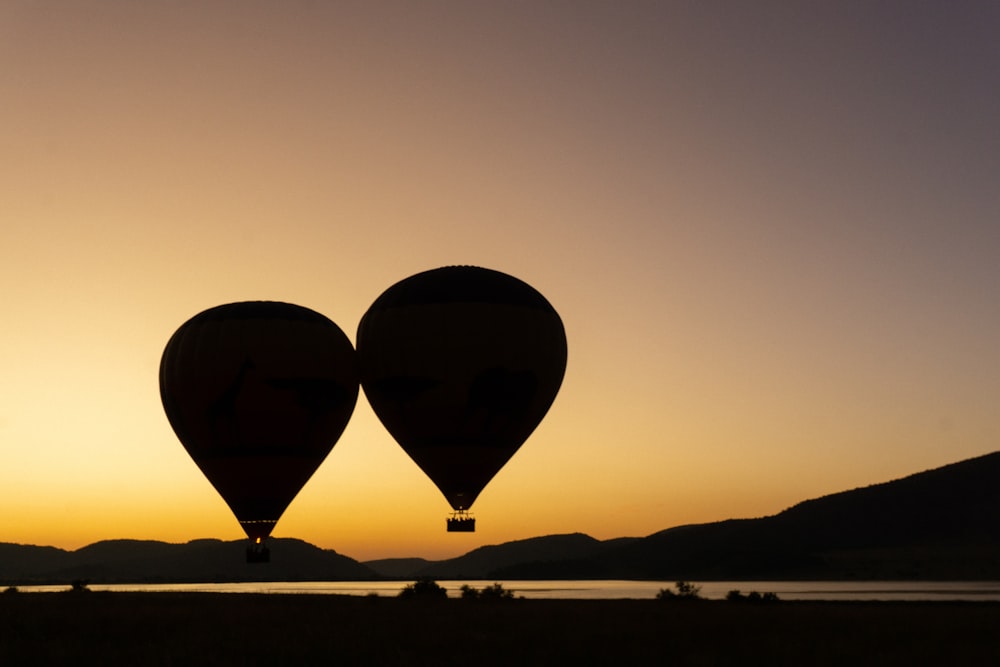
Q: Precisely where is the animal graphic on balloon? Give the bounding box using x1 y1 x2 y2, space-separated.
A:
160 267 567 561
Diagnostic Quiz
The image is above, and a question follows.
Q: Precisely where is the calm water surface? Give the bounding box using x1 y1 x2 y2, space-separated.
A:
15 580 1000 601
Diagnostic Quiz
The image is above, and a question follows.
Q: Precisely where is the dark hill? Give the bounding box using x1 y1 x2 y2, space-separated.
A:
414 532 633 579
400 452 1000 580
771 451 1000 548
554 451 1000 580
0 544 73 580
363 558 434 578
1 538 376 585
5 452 997 583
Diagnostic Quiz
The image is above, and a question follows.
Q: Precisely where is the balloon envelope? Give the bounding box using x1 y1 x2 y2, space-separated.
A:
357 266 567 516
160 301 358 543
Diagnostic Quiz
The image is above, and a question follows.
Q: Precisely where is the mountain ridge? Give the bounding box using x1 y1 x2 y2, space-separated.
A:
3 451 997 584
0 538 376 584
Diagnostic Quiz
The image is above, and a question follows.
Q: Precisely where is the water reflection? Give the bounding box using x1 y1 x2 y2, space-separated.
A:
13 580 1000 601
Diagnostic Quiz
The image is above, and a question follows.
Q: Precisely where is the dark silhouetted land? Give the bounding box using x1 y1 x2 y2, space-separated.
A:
3 451 998 584
0 539 375 585
395 451 1000 580
2 592 999 666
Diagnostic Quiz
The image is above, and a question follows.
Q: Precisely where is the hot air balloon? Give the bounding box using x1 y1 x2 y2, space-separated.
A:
160 301 358 561
357 266 567 531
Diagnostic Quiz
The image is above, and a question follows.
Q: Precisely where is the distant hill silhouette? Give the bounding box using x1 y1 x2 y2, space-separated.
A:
583 450 1000 580
362 557 434 578
0 538 375 585
367 451 1000 580
392 534 642 579
4 452 998 584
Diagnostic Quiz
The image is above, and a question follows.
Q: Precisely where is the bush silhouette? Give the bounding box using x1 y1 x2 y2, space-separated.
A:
68 579 91 593
398 577 447 599
657 581 702 600
727 589 781 603
460 582 516 600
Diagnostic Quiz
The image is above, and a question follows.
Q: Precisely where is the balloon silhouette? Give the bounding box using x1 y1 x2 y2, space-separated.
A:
357 266 567 531
160 301 358 561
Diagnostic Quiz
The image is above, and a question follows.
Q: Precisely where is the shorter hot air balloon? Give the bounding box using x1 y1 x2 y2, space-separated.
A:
357 266 567 531
160 301 358 561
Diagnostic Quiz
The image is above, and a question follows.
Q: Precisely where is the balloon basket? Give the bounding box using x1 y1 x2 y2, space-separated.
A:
246 542 271 563
447 512 476 532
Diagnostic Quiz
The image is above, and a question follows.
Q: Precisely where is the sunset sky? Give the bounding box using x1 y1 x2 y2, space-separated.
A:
2 2 997 562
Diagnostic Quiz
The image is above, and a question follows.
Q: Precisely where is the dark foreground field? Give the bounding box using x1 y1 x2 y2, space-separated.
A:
2 592 998 666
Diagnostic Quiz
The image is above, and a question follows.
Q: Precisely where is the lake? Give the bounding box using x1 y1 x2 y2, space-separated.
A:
13 580 1000 601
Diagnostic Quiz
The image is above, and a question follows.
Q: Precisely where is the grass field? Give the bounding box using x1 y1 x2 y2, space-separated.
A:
2 591 998 665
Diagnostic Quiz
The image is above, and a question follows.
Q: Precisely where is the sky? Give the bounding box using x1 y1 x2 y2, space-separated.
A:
2 1 998 562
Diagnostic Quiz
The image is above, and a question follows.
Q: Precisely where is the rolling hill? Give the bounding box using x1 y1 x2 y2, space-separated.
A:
3 452 997 584
371 451 1000 580
0 538 375 585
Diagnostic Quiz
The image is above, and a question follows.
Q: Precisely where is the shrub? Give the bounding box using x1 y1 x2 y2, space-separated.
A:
398 577 447 599
656 581 702 601
478 583 515 600
460 582 516 600
728 589 781 603
69 579 91 593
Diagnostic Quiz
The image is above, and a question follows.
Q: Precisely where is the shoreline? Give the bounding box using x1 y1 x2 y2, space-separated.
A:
8 577 1000 603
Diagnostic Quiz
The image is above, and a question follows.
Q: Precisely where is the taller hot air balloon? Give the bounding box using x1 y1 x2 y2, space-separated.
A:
357 266 567 531
160 301 358 561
